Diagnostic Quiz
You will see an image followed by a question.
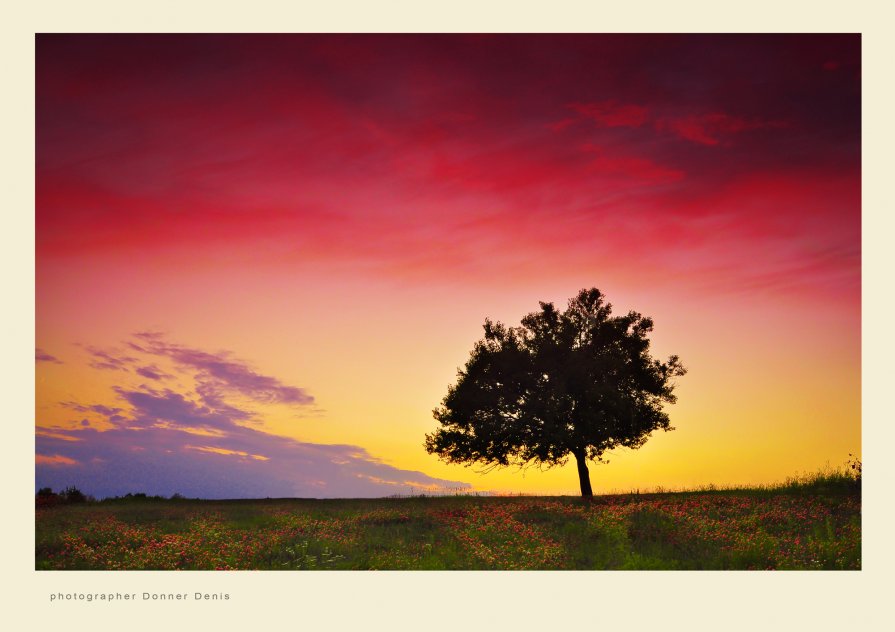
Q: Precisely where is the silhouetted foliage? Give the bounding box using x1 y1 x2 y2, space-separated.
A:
94 492 177 502
847 453 862 481
61 486 87 503
36 487 60 508
101 492 167 502
425 288 686 497
36 486 96 506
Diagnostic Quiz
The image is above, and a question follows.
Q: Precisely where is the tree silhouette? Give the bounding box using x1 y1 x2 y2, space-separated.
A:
425 288 686 497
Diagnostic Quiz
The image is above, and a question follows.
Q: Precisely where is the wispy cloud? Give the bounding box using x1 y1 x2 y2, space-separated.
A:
36 429 83 442
568 100 789 146
654 113 789 146
113 386 253 432
135 364 170 380
36 454 78 466
61 402 128 425
130 333 314 406
36 348 63 364
84 346 136 371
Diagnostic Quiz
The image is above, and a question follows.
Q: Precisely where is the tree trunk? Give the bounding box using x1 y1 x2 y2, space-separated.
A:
573 449 593 498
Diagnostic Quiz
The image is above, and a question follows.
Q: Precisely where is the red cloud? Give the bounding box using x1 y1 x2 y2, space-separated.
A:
580 143 684 184
655 113 789 146
36 35 856 299
567 100 789 147
569 101 650 128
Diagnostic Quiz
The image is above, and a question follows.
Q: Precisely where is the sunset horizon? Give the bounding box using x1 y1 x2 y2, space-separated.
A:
36 34 860 499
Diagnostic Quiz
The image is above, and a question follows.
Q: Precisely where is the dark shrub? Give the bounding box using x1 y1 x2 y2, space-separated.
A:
36 487 60 508
61 486 87 503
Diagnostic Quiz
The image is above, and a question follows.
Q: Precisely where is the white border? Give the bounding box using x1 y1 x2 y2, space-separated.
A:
4 2 892 630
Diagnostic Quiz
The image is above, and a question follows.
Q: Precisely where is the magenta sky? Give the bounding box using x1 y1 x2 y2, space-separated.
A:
36 35 860 498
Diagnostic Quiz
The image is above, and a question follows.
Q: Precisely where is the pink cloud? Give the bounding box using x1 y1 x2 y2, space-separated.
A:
36 454 79 466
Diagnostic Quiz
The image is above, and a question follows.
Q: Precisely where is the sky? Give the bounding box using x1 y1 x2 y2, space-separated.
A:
35 34 861 498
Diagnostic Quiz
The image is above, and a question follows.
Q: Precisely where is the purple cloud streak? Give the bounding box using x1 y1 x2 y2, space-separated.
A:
37 335 468 497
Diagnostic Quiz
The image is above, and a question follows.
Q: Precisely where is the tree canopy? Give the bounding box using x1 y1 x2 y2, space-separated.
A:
425 288 686 497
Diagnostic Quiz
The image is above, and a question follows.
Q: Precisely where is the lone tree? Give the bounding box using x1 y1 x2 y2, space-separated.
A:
425 288 686 497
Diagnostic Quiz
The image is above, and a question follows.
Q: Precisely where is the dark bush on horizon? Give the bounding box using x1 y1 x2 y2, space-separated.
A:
100 492 175 502
36 487 60 508
61 486 87 503
36 486 94 507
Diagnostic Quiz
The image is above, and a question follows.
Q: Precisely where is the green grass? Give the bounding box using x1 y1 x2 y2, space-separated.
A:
36 478 860 570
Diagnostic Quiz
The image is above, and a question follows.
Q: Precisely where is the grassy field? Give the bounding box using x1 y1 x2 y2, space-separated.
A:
36 475 860 571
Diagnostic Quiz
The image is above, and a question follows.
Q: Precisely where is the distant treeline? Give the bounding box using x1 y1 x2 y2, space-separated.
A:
36 486 192 507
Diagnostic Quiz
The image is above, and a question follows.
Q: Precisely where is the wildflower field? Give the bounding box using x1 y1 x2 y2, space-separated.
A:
36 486 860 570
